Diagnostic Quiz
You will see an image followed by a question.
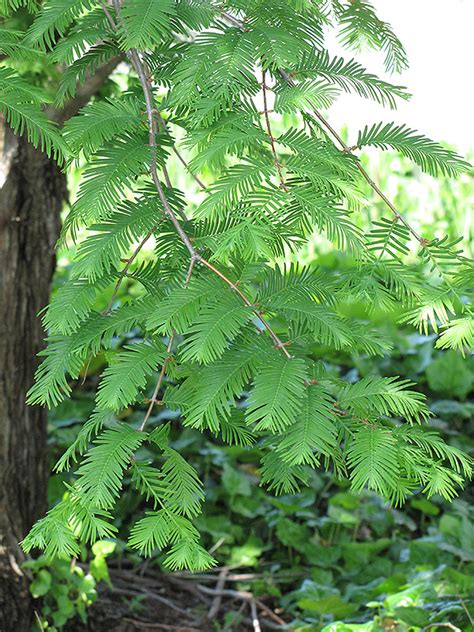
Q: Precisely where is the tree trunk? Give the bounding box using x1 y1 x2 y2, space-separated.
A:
0 121 67 631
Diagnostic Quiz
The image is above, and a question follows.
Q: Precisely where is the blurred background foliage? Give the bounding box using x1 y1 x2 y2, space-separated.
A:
34 148 473 631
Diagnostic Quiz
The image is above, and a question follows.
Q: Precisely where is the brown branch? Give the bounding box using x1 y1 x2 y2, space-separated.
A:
195 585 287 627
101 1 117 29
110 586 193 617
261 70 288 192
122 620 199 632
200 259 292 358
207 568 229 620
139 334 175 432
250 598 262 632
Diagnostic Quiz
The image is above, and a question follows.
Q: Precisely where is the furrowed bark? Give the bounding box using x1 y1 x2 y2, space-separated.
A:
0 123 67 631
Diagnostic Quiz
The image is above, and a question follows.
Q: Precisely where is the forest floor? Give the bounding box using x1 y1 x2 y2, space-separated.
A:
66 564 286 631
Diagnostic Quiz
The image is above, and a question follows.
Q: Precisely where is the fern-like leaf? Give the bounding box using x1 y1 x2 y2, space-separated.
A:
347 425 400 496
75 423 145 509
96 341 165 412
338 375 431 423
246 355 308 433
118 0 175 50
356 122 471 177
277 385 338 465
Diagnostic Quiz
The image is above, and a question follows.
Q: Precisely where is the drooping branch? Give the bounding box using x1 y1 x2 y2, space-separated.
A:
277 69 424 243
106 0 292 361
221 10 425 245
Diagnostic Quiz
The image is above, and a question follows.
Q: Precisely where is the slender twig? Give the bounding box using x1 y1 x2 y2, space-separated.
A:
422 624 461 632
185 255 197 285
103 227 157 314
122 621 199 632
277 68 424 243
200 258 292 358
162 162 173 189
34 612 45 632
129 50 197 255
250 599 262 632
139 256 198 433
196 586 287 627
139 334 175 432
110 586 193 617
458 594 474 625
101 2 117 29
160 160 189 222
261 70 288 192
207 568 229 620
208 536 226 555
222 601 246 632
155 111 208 191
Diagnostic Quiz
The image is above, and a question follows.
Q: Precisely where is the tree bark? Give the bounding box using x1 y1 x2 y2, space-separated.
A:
0 121 67 631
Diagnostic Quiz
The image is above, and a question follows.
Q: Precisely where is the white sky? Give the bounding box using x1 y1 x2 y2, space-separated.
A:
326 0 474 153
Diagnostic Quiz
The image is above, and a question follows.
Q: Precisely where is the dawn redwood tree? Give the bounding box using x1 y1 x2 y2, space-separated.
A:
1 0 472 607
0 5 120 627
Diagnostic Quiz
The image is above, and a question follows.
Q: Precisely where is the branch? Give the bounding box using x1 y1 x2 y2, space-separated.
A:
139 334 175 432
195 585 287 627
250 599 262 632
261 70 288 192
422 624 461 632
206 568 229 620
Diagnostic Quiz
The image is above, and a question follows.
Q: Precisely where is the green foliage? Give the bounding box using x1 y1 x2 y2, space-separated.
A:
293 49 410 109
337 376 430 423
246 354 308 433
332 0 408 74
95 341 165 411
42 319 473 628
0 66 66 161
23 542 115 631
356 122 470 177
24 0 96 50
117 0 175 50
3 0 471 574
63 97 143 159
426 350 473 399
75 424 145 508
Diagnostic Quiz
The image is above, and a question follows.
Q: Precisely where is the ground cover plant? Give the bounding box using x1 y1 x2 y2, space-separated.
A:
0 1 472 626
